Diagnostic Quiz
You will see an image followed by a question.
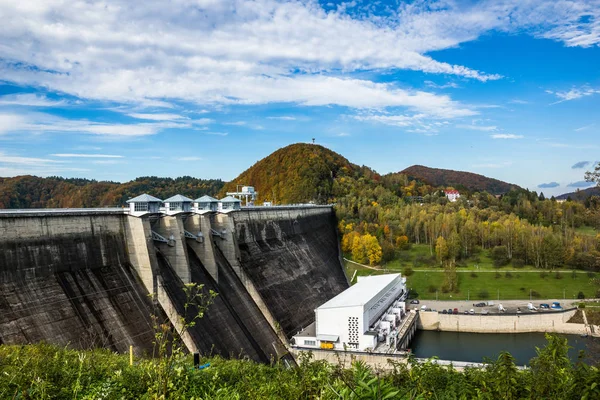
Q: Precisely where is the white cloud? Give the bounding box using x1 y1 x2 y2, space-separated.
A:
0 0 508 119
457 124 497 132
547 86 600 104
424 81 460 89
127 113 189 121
0 0 597 125
509 99 529 104
267 116 296 120
0 111 187 137
176 156 202 161
0 152 62 166
50 153 124 158
575 123 595 131
223 121 247 126
0 93 65 107
0 151 94 176
204 131 228 136
336 132 350 137
491 134 523 139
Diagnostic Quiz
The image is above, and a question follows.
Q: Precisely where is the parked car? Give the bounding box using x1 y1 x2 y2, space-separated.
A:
551 302 562 310
469 309 475 315
442 309 448 314
474 302 486 307
410 299 420 304
420 305 428 311
447 309 453 314
539 303 550 309
453 308 458 314
464 310 469 314
481 310 489 315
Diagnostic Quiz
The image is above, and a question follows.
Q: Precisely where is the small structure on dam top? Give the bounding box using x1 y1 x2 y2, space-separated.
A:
292 273 415 353
194 195 219 212
163 194 194 215
126 193 163 215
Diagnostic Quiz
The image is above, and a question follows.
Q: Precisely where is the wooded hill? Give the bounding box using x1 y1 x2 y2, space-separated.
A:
398 165 519 195
557 186 600 201
0 176 224 209
219 143 375 204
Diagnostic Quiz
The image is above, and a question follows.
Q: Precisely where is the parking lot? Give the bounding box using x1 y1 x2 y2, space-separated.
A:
407 299 577 314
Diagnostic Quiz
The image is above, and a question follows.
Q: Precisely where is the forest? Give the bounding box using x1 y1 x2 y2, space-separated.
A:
0 175 224 208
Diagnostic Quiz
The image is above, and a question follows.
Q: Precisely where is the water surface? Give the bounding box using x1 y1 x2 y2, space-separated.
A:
410 330 594 366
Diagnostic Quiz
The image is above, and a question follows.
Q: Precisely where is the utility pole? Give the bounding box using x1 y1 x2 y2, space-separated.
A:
436 290 438 301
529 289 532 301
497 289 499 301
467 289 469 301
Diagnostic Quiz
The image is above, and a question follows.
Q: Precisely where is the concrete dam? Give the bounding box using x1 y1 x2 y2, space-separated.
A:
0 206 349 362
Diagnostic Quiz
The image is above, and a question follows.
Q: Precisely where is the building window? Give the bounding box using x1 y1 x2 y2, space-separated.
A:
169 202 182 211
134 203 148 212
304 340 316 347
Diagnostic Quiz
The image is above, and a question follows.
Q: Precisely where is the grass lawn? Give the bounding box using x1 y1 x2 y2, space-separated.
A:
344 261 598 301
575 225 598 237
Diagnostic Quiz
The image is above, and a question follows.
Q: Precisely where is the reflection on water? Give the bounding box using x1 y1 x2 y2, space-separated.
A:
410 330 594 366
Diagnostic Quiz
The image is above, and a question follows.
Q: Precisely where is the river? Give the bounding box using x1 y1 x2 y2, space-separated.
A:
410 330 596 366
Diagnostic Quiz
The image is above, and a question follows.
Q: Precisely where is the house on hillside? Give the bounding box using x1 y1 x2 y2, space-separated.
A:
445 189 460 202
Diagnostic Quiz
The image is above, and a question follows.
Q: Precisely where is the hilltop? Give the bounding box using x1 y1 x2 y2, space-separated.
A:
398 165 519 195
219 143 372 204
556 186 600 201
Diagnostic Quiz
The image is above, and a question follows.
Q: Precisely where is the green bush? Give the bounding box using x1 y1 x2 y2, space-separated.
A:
579 302 586 309
505 271 513 279
512 258 525 268
470 272 478 278
402 266 414 277
554 271 562 280
478 289 490 299
531 290 541 298
491 245 510 267
577 291 585 299
495 271 502 279
540 271 549 279
428 284 438 293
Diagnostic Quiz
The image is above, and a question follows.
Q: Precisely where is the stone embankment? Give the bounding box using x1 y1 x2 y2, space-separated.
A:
417 308 598 336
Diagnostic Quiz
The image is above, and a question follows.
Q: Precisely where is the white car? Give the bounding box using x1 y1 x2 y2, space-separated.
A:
420 305 428 311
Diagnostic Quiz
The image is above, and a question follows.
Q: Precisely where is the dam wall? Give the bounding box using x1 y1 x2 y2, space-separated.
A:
417 309 587 335
0 207 347 362
0 212 156 354
229 207 349 337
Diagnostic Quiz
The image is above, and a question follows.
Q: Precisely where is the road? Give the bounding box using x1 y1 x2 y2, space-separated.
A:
408 299 578 314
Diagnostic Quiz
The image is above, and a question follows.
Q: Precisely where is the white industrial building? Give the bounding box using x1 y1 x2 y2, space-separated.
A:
293 273 408 352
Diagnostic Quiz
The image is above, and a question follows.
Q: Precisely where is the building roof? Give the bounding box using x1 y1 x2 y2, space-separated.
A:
126 193 163 203
195 195 219 203
220 196 242 203
317 274 401 309
445 190 460 194
163 194 193 203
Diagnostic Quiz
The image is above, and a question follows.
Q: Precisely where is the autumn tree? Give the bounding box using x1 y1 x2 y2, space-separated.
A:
435 236 449 266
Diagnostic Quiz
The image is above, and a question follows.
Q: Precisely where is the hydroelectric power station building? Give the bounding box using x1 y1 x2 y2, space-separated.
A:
292 273 411 352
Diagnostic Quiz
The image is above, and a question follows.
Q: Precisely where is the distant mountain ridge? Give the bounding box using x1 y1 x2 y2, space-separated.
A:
1 144 524 208
398 165 519 195
556 186 600 201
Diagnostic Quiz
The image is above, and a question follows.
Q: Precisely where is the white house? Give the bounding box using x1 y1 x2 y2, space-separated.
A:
163 194 193 215
293 274 407 352
126 193 163 216
445 189 460 202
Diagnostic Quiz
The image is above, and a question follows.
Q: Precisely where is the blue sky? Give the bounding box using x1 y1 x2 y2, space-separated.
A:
0 0 599 196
